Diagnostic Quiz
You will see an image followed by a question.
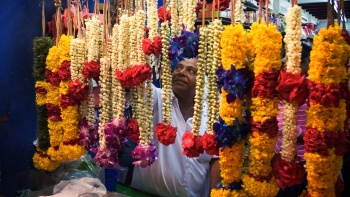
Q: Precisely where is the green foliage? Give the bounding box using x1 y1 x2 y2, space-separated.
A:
37 105 50 151
33 37 54 81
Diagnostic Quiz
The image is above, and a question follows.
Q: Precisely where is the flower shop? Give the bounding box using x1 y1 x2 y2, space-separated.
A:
0 0 350 196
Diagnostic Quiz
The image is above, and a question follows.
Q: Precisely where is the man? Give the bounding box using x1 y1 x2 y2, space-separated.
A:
131 58 220 197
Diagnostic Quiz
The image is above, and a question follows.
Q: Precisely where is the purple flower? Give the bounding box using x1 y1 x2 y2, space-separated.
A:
131 141 158 168
92 146 119 168
79 118 99 149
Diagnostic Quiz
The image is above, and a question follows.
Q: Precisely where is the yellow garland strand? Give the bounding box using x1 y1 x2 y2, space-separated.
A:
241 174 279 197
219 90 243 125
219 141 245 185
250 97 279 123
306 100 346 132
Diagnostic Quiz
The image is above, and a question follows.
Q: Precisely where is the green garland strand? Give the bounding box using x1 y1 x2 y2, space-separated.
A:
33 37 53 151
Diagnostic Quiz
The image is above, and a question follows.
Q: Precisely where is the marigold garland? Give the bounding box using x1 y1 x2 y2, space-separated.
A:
303 24 350 197
241 174 279 197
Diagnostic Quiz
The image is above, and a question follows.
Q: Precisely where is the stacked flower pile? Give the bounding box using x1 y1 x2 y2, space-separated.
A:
272 5 308 189
302 24 350 197
241 22 281 197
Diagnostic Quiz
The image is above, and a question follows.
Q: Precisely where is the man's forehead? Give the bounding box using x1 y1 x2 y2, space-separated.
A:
178 58 198 67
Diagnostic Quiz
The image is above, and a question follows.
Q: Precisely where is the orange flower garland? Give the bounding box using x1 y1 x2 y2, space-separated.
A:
241 22 281 197
303 24 350 197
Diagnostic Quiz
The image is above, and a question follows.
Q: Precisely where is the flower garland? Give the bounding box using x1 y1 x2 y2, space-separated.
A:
211 24 250 195
146 0 158 39
303 24 350 197
272 5 307 189
241 22 281 197
169 0 179 37
32 37 57 171
183 0 196 32
234 0 246 24
155 22 177 146
83 16 103 125
47 35 86 163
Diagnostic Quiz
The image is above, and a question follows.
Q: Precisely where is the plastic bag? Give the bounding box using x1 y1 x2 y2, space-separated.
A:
41 177 107 197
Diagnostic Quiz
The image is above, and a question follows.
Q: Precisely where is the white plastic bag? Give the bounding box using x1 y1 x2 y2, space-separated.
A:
41 177 107 197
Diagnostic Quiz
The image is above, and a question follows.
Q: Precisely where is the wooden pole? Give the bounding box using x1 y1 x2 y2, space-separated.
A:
265 0 269 25
231 0 235 25
202 0 206 26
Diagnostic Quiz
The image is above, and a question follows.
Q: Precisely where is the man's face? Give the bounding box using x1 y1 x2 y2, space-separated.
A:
172 58 198 99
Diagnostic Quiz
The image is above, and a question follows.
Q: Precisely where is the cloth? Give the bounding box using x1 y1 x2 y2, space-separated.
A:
274 101 308 162
131 86 212 197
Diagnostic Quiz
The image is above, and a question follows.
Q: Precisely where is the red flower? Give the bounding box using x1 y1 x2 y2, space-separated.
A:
68 79 89 101
35 87 47 95
308 81 341 107
59 93 76 109
126 118 140 143
158 6 171 24
57 61 71 81
272 155 305 189
182 131 204 157
142 36 162 56
251 119 278 138
46 104 62 121
63 138 80 145
201 132 219 155
115 64 152 88
304 127 349 156
252 71 279 99
45 69 61 87
82 60 100 82
276 70 308 106
155 123 177 146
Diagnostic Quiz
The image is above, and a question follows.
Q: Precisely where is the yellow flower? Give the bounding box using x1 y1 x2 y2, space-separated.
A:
210 188 248 197
61 105 80 141
46 46 61 72
306 100 346 132
46 85 60 105
247 132 277 177
242 174 279 197
59 81 69 95
33 152 60 171
220 141 246 185
220 89 243 125
308 25 350 84
220 24 248 70
48 119 63 147
58 35 74 64
305 149 343 197
250 23 282 75
251 97 279 123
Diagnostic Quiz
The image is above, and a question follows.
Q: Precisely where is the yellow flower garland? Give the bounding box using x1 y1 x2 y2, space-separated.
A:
250 97 279 123
247 132 277 177
35 81 50 106
242 174 279 197
220 24 247 70
306 100 346 132
33 152 60 172
219 141 246 185
304 149 343 197
211 188 248 197
219 90 243 125
308 25 350 84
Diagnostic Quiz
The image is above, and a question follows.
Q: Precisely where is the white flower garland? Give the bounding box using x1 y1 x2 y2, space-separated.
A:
146 80 154 141
85 16 103 124
118 15 130 71
183 0 196 32
129 15 138 66
70 38 86 81
137 83 147 144
206 20 222 134
146 0 158 38
160 22 172 124
136 10 146 64
177 0 184 35
280 5 302 162
111 24 120 117
192 27 208 136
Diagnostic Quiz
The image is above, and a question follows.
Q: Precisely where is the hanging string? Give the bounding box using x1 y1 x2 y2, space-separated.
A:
67 0 73 36
211 0 214 21
337 0 341 25
163 0 167 21
341 0 346 30
55 0 62 44
217 0 220 19
265 0 269 25
42 0 46 37
94 0 99 15
258 0 263 24
202 0 206 26
103 0 111 56
231 0 235 25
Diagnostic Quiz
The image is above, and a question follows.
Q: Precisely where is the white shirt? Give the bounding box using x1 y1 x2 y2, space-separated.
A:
131 86 212 197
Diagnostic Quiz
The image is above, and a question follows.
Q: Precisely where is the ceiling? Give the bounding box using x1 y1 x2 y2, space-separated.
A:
298 0 350 20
